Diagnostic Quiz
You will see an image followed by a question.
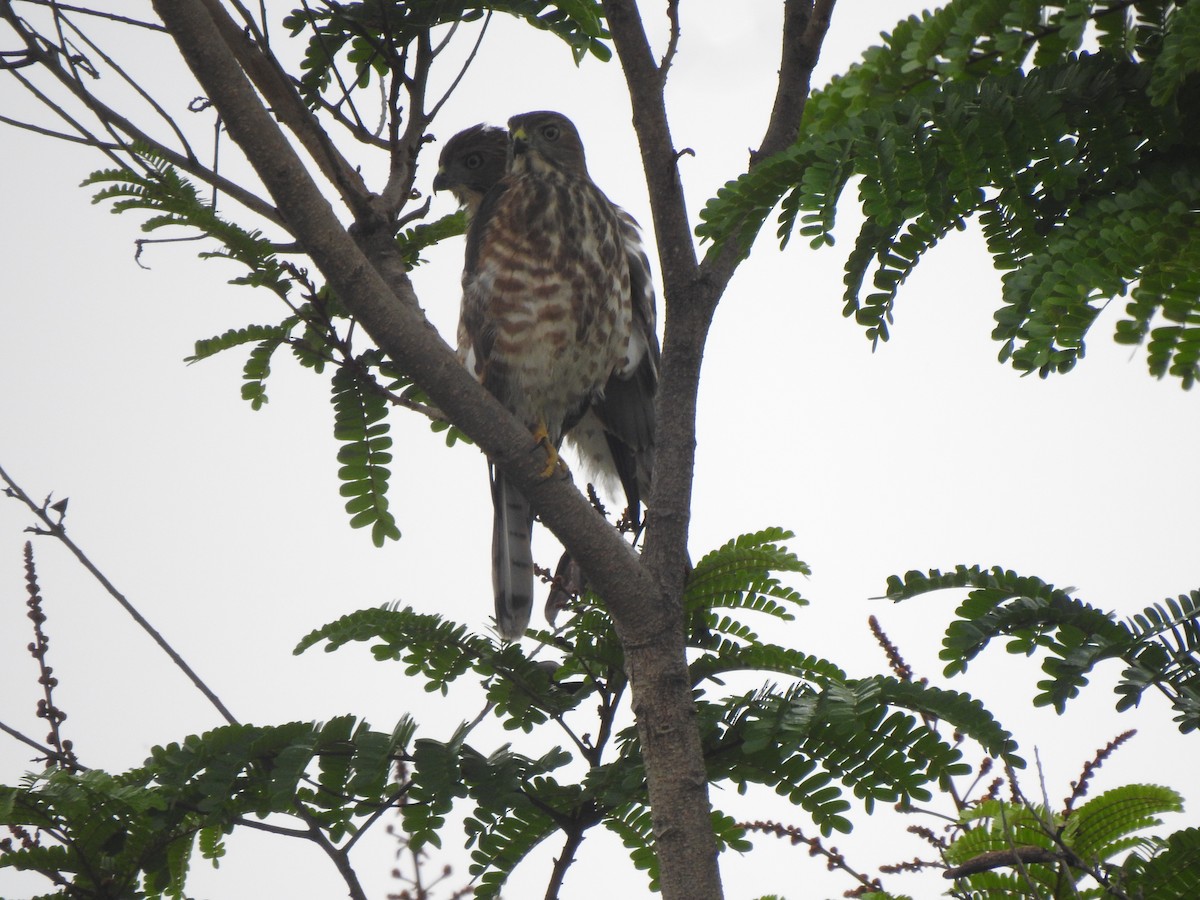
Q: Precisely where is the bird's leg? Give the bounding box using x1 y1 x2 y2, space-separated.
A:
531 421 566 478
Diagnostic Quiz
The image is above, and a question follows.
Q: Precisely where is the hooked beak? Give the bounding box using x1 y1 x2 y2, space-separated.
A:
510 125 529 156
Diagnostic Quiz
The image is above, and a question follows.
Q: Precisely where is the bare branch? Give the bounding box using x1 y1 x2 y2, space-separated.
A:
310 91 392 149
233 817 313 839
58 9 195 157
427 13 490 121
196 0 377 219
16 1 164 31
295 807 370 900
600 0 697 292
0 463 240 727
753 0 836 165
341 784 409 854
0 109 117 148
381 25 434 212
660 0 680 73
0 5 283 224
543 816 591 900
0 718 69 762
943 846 1061 879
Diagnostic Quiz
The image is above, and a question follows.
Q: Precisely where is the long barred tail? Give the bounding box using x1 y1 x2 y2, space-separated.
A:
490 466 534 640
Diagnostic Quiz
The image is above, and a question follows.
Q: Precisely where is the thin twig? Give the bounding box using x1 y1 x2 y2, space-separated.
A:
544 816 591 900
660 0 681 74
0 463 240 726
0 7 283 223
0 719 71 763
294 807 370 900
427 13 491 121
17 1 164 31
742 819 885 894
341 783 410 853
58 11 195 158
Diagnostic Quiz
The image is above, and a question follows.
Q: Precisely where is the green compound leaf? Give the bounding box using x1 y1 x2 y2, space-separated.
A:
331 363 400 545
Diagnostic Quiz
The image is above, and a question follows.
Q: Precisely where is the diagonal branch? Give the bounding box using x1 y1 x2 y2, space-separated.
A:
196 0 376 220
754 0 836 166
150 0 658 644
0 4 283 225
598 0 697 295
0 463 240 726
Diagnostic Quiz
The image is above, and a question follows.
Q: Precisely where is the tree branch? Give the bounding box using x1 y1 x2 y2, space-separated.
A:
753 0 836 166
543 815 591 900
0 718 70 762
381 25 433 213
942 846 1061 880
196 0 376 219
149 0 658 648
0 463 240 727
597 5 843 899
0 4 283 225
600 0 697 294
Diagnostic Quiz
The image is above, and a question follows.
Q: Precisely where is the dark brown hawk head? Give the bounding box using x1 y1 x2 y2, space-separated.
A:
432 123 508 216
507 111 589 179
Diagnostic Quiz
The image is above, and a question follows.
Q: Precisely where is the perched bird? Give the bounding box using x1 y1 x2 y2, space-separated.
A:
434 124 510 359
442 111 658 640
432 123 508 220
434 121 659 525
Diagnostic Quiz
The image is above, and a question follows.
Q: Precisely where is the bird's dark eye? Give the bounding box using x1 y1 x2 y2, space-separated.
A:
541 124 560 141
464 152 483 170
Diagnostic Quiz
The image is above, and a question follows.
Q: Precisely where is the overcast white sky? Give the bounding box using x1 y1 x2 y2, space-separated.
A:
2 3 1197 899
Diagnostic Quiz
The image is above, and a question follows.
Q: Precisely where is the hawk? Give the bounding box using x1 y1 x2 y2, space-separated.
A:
432 123 508 219
435 111 658 640
434 121 659 519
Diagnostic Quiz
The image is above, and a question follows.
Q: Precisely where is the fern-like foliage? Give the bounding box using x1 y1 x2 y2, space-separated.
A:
293 530 1024 889
396 210 469 268
0 768 195 900
295 604 582 723
1115 826 1200 899
331 358 401 545
0 718 413 899
10 527 1194 896
697 0 1200 386
887 566 1200 732
943 784 1184 896
284 0 609 108
1117 590 1200 730
84 147 291 297
88 150 466 542
703 676 1020 837
685 527 811 630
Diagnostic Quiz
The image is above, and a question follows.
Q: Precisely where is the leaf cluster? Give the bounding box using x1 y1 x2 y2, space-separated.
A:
0 717 412 899
84 148 290 297
5 527 1199 898
284 0 609 108
295 605 594 895
944 785 1189 897
697 0 1200 386
294 529 1028 892
887 566 1200 732
87 152 473 545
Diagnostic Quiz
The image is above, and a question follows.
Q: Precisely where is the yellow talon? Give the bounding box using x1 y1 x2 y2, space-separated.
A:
531 422 565 478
